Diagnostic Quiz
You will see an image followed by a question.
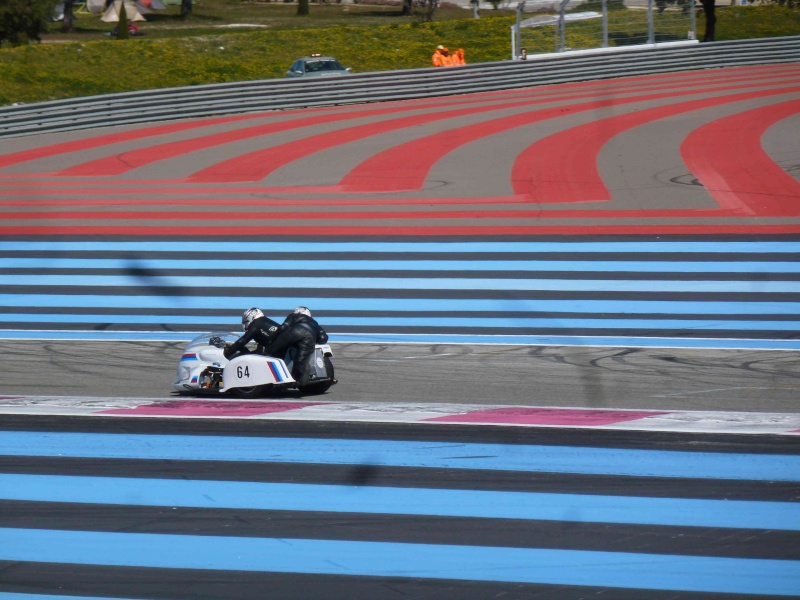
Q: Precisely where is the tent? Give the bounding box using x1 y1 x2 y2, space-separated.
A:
101 0 147 22
86 0 106 14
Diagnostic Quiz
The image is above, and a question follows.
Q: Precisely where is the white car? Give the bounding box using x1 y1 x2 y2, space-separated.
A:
286 55 352 78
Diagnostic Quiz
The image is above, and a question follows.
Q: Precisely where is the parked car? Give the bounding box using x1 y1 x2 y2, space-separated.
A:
286 55 352 78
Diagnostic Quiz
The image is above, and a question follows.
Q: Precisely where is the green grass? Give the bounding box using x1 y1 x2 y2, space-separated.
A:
0 2 797 106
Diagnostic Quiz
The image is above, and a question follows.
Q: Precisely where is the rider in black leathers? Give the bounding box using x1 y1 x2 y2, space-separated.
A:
264 306 328 385
223 308 281 360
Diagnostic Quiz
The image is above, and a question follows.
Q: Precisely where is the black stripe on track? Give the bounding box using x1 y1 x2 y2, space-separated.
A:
4 414 799 453
1 307 798 322
3 250 799 262
7 268 800 281
2 500 798 560
3 457 799 501
7 322 797 338
0 561 784 600
5 285 800 302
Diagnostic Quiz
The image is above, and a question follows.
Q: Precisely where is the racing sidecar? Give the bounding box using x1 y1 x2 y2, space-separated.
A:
172 332 335 398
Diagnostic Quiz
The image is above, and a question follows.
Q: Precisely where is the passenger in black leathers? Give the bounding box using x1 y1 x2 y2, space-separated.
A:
264 306 329 385
223 307 280 360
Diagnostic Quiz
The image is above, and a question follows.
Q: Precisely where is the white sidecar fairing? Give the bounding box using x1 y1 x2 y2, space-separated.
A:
173 332 333 395
220 353 294 392
173 332 294 393
173 332 237 392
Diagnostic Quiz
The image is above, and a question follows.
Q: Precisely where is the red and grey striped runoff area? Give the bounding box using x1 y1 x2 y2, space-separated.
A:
1 63 798 348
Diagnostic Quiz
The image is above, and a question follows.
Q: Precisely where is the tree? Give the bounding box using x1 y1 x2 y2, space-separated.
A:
117 0 129 39
424 0 439 22
62 0 76 33
401 0 440 21
0 0 61 47
297 0 309 16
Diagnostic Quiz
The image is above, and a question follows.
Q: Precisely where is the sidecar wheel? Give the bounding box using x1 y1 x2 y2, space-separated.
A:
231 385 266 399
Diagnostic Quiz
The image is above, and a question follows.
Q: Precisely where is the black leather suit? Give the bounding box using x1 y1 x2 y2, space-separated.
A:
264 313 328 385
223 315 280 360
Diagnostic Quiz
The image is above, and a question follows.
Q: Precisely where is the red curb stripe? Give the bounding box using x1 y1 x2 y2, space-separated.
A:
57 92 594 178
511 87 800 201
2 223 799 235
57 107 411 177
0 184 344 194
340 82 800 194
0 195 538 207
1 207 745 220
185 96 584 184
0 114 266 170
681 98 800 216
77 72 778 181
188 75 800 185
0 65 793 175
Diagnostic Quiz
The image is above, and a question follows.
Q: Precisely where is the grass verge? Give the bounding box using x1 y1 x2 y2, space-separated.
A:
0 3 797 106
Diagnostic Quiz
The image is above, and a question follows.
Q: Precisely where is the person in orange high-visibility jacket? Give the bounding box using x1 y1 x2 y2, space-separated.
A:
452 48 466 65
432 45 451 67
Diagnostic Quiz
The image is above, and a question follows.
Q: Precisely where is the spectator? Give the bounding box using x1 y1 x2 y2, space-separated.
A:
432 45 451 67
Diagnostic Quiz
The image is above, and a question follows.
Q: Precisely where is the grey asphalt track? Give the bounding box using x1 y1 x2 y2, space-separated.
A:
3 340 799 413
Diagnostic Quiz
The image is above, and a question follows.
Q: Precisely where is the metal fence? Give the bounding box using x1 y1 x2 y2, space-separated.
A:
512 0 697 57
1 35 797 140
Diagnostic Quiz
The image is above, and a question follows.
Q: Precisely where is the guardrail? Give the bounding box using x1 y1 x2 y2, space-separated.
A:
1 35 797 139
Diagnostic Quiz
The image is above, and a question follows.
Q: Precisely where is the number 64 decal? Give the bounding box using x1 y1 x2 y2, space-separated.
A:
236 365 250 379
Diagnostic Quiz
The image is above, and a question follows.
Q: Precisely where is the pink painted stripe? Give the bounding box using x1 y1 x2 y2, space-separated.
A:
426 407 669 426
511 86 800 202
680 98 800 217
100 400 324 416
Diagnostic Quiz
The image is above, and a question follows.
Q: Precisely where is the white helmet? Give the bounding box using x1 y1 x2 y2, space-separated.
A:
242 307 264 330
293 306 311 318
